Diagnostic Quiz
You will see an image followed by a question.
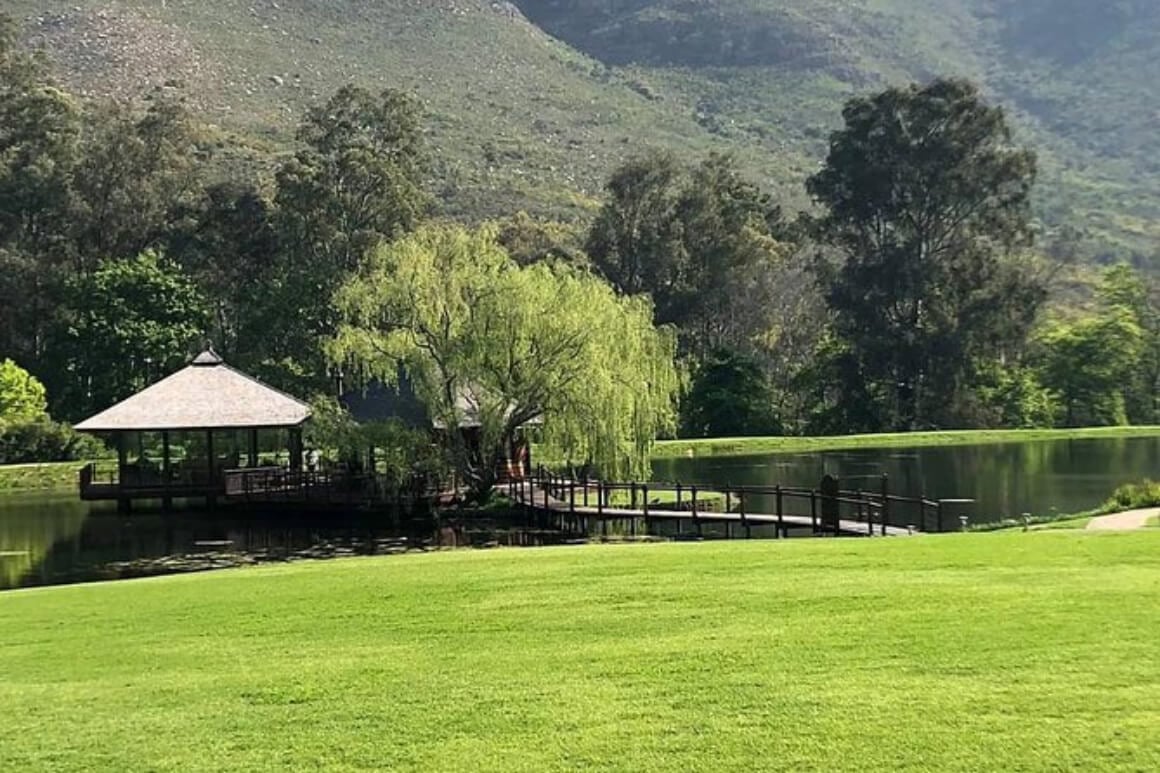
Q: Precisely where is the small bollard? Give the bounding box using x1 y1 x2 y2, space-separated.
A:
959 515 969 532
1021 513 1031 532
907 524 915 536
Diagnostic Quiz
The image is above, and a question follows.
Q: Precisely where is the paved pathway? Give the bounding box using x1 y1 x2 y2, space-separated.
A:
1085 508 1159 531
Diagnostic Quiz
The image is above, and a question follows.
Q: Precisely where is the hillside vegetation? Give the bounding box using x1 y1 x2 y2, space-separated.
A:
2 535 1159 770
13 0 1160 255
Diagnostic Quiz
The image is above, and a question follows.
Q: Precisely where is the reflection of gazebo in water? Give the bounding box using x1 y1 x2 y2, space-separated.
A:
75 348 312 511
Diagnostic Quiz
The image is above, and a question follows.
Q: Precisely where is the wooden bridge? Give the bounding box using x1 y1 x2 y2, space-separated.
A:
504 470 974 539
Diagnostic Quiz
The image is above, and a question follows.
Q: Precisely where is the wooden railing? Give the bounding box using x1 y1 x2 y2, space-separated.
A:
507 467 972 537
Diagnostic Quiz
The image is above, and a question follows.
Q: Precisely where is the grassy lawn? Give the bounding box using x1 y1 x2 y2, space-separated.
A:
0 461 89 493
652 426 1160 459
2 534 1159 771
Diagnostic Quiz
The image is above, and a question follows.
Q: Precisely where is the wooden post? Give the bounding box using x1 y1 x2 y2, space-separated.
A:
642 484 650 536
676 483 683 510
598 480 605 516
740 490 750 539
776 484 784 538
820 475 840 537
880 474 890 536
161 430 173 512
630 482 637 510
248 428 259 467
856 488 865 536
810 490 818 533
116 433 129 514
569 478 576 516
206 429 217 510
691 485 701 537
725 486 732 515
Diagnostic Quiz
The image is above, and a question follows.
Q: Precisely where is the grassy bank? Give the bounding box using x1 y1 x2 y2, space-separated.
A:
653 426 1160 460
0 461 88 493
3 534 1159 771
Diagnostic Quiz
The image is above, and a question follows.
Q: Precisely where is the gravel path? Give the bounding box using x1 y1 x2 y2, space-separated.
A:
1085 508 1159 531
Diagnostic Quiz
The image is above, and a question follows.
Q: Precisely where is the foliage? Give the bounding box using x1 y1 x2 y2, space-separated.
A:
1034 308 1143 427
495 211 587 267
1096 264 1160 424
1104 479 1160 512
305 396 444 484
0 359 47 425
681 349 781 438
808 78 1045 431
330 223 680 496
0 419 106 464
587 152 786 355
969 363 1057 429
269 84 430 386
3 536 1160 769
47 250 208 419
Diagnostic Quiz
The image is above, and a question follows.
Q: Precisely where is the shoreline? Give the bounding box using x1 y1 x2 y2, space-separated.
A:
651 426 1160 460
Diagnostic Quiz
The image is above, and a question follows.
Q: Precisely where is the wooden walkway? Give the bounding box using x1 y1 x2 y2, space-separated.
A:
507 476 927 539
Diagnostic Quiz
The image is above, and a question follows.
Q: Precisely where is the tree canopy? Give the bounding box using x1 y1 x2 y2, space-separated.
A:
807 77 1045 431
0 359 47 425
330 224 680 494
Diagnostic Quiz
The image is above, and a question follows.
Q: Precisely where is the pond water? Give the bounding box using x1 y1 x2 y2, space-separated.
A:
653 436 1160 524
5 436 1159 590
0 496 558 591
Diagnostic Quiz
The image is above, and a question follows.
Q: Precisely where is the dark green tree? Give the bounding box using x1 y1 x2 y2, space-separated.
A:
587 151 784 352
0 15 81 363
69 98 202 269
46 250 208 419
271 85 430 387
681 349 781 438
166 181 281 365
807 78 1044 431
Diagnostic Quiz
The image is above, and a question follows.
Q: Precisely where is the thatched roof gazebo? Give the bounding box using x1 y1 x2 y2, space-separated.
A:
75 348 312 510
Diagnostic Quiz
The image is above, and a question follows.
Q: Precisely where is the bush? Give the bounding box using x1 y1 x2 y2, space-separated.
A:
1104 479 1160 511
0 419 109 464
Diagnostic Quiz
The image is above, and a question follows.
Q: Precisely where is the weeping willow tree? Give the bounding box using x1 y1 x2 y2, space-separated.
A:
329 223 680 497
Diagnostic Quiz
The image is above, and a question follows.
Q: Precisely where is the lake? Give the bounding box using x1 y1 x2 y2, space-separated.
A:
653 435 1160 524
4 435 1159 590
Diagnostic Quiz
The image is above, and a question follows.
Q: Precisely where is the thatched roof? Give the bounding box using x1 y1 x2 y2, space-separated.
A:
75 349 312 432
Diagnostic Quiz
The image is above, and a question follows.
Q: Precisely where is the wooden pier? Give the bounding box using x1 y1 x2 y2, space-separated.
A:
506 470 971 539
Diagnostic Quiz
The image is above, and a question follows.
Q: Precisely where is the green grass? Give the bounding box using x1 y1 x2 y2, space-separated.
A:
1146 515 1159 528
653 426 1160 460
0 461 87 492
2 534 1159 771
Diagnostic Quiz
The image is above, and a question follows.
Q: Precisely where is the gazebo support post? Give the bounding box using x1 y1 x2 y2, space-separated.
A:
248 429 259 468
289 427 303 472
116 432 130 514
206 429 217 510
161 430 173 512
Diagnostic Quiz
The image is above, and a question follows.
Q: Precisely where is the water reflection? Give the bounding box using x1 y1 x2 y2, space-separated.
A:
653 436 1160 522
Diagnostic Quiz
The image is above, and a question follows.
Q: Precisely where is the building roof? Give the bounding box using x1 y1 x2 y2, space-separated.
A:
341 374 541 430
74 348 312 432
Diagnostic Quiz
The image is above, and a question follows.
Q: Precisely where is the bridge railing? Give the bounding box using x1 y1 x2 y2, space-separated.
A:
510 467 965 536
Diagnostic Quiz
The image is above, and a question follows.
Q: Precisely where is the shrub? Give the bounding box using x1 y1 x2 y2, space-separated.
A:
1104 479 1160 511
0 419 109 464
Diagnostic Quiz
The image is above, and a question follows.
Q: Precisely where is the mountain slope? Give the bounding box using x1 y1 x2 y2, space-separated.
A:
13 0 1160 258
